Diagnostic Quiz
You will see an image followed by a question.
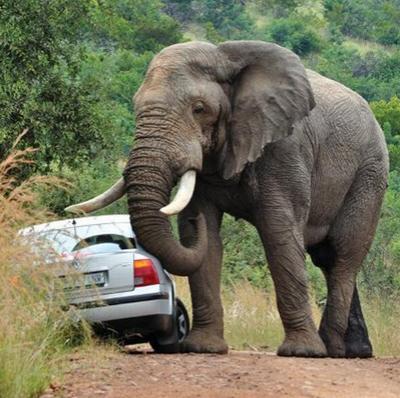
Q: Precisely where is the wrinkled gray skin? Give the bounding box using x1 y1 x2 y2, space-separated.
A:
123 41 389 357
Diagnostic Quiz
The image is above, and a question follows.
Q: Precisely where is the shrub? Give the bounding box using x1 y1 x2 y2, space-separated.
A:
221 215 272 290
362 172 400 297
39 159 127 216
266 17 323 55
0 140 90 398
0 0 103 176
371 96 400 146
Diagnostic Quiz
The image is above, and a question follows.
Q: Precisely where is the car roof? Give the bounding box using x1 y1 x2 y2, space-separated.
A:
19 214 133 236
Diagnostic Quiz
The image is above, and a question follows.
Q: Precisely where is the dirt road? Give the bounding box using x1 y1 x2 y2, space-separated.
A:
42 347 400 398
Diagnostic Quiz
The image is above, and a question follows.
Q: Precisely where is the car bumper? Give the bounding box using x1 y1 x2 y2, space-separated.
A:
70 284 174 331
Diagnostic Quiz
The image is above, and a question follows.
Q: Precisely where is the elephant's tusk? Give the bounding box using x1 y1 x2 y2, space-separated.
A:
64 177 126 214
160 170 196 216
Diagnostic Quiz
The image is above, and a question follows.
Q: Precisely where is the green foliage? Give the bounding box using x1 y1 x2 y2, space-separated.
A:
370 97 400 173
371 97 400 143
221 215 272 290
252 0 304 17
314 45 400 101
0 0 115 175
204 22 225 44
88 0 182 52
362 172 400 296
306 257 327 305
324 0 400 45
79 49 154 157
387 145 400 173
266 17 324 55
0 0 182 179
38 158 127 216
166 0 255 40
197 0 255 39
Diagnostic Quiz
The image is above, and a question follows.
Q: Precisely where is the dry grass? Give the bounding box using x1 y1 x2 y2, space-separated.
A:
342 37 396 55
175 278 321 352
223 281 284 351
176 277 400 357
0 139 90 398
363 295 400 357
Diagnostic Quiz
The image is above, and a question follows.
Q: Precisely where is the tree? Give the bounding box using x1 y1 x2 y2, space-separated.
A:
266 17 323 55
371 97 400 142
0 0 110 173
88 0 182 52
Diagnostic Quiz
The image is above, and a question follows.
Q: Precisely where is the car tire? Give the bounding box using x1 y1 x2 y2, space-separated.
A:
150 298 190 353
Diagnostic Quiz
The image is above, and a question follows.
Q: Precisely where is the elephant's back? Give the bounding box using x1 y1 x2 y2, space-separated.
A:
306 69 387 160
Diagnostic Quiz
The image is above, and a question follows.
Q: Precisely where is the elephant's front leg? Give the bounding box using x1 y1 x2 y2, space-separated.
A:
258 218 327 357
178 200 227 354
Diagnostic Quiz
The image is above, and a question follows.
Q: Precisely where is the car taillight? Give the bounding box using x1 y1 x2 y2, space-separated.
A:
134 258 159 287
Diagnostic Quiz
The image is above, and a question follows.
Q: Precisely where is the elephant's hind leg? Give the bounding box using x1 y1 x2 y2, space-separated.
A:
318 164 386 358
344 287 373 357
308 241 372 358
178 199 228 354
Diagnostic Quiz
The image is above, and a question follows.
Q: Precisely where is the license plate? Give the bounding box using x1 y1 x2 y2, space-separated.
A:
61 271 106 290
84 272 106 287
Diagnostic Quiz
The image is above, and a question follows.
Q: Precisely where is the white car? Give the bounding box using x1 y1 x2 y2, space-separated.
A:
20 214 190 353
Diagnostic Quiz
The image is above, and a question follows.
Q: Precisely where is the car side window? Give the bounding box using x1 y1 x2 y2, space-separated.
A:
72 234 136 252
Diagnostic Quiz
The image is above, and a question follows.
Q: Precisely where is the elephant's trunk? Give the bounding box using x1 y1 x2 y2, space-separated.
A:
123 143 207 276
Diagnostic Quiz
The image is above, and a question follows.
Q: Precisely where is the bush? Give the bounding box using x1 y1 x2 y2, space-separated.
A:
314 45 400 101
221 215 272 290
88 0 183 52
0 143 90 398
362 172 400 297
39 158 128 217
0 0 104 176
266 17 323 55
371 96 400 147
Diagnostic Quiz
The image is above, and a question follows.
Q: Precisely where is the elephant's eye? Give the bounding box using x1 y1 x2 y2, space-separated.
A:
193 102 205 114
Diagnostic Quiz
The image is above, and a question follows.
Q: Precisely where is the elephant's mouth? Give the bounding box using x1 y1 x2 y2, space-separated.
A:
64 169 197 216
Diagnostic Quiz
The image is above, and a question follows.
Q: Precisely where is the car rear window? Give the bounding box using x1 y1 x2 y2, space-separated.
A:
34 222 136 254
72 234 135 251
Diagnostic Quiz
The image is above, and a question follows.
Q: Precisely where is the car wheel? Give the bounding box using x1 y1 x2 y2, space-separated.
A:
150 298 190 353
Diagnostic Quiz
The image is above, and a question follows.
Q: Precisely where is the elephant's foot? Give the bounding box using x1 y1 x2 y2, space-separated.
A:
319 327 347 358
180 329 228 354
344 328 373 358
344 293 373 358
278 330 327 357
345 341 373 358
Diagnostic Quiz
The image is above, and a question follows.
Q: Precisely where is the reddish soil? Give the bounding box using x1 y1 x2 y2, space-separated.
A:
41 347 400 398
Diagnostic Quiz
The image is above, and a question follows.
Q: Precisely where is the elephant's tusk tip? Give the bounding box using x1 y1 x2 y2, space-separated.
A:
64 205 83 214
63 177 126 215
159 206 179 216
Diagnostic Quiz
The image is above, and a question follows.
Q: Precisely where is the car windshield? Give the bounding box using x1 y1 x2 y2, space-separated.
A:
32 222 136 255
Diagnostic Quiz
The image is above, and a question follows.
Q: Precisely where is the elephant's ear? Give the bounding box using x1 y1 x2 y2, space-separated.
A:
216 41 315 180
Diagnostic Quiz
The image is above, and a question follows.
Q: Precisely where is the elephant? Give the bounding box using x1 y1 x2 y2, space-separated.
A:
66 40 389 358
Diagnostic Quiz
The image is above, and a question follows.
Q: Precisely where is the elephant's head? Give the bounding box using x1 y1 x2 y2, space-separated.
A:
65 41 315 276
